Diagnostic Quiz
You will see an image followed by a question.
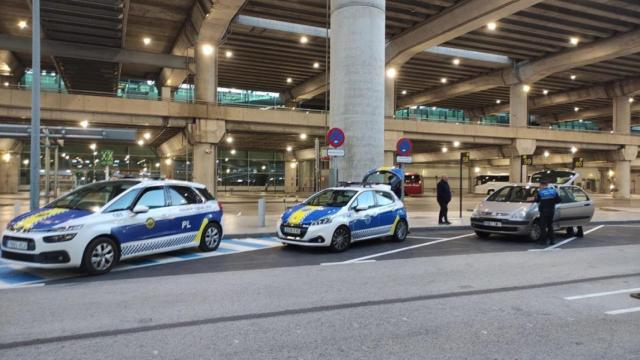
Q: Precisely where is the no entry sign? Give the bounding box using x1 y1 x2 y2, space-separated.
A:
326 128 346 148
396 137 413 156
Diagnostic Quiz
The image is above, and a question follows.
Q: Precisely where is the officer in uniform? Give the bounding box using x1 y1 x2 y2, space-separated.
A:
534 180 561 245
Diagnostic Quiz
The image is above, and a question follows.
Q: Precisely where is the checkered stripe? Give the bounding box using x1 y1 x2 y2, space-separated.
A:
352 225 389 240
121 232 197 257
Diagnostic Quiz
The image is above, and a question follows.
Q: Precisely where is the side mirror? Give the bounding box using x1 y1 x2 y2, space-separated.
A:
355 204 368 212
132 205 149 214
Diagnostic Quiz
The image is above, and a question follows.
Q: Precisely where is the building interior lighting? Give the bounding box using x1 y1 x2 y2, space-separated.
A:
496 99 501 104
441 147 448 153
386 68 397 79
143 132 151 140
402 90 407 95
543 89 549 95
226 136 233 144
570 146 578 154
486 22 497 31
440 77 448 84
143 37 151 46
17 20 27 29
544 150 550 158
80 120 89 128
286 145 293 152
570 74 577 80
313 62 320 68
300 133 307 140
300 36 308 44
1 153 11 162
89 143 97 151
286 77 293 83
201 44 214 56
452 58 460 66
225 50 233 58
137 139 144 146
569 37 580 46
230 149 237 155
453 141 460 147
522 84 530 93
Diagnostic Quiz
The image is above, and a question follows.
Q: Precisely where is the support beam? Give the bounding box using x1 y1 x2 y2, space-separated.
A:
0 34 190 69
537 104 640 125
398 28 640 107
0 50 24 83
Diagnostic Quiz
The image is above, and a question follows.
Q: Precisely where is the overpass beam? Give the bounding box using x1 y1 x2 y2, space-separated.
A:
330 0 385 182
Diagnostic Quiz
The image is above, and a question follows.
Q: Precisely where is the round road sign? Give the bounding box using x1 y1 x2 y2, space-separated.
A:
326 128 346 148
396 138 413 156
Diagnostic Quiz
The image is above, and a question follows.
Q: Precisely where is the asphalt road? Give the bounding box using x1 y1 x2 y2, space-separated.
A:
1 225 639 359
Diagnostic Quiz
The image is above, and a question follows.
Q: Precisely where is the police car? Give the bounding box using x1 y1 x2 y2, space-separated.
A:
277 168 409 252
1 179 223 275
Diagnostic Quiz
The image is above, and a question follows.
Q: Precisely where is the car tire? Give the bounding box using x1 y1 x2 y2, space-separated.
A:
529 220 543 243
391 219 408 242
475 231 491 239
329 226 351 252
82 237 118 275
199 222 222 252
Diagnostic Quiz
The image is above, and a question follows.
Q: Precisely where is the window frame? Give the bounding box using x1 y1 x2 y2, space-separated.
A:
351 190 376 210
133 186 168 210
167 186 204 206
374 190 395 206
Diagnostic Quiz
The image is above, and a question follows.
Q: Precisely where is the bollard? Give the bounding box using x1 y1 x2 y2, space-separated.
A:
14 200 22 218
258 197 266 227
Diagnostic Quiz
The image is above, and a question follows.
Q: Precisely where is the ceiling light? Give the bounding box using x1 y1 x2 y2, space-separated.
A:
401 90 407 95
313 62 320 69
570 146 578 154
608 169 615 177
579 119 583 122
226 136 233 144
543 89 549 95
137 139 144 146
453 141 460 148
17 20 27 30
496 99 501 104
474 167 480 173
432 106 437 110
155 162 160 168
440 77 448 84
574 107 580 112
487 22 497 31
441 146 448 153
230 149 237 155
543 150 550 158
522 84 530 93
386 68 397 79
570 74 576 80
143 37 151 46
22 159 29 165
80 120 89 128
143 132 151 140
452 58 460 66
165 158 172 165
286 145 293 152
300 133 307 140
61 153 66 158
3 82 8 87
225 50 233 58
290 162 297 169
569 37 580 46
629 97 635 103
2 153 11 162
286 77 293 84
300 36 308 44
201 44 214 56
89 143 97 151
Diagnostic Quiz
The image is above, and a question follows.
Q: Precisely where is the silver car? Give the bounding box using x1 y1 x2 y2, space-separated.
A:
470 179 595 242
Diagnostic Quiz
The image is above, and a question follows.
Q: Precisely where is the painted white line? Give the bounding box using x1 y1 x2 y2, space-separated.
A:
528 225 605 252
407 236 445 240
564 287 640 300
605 307 640 315
219 243 258 252
338 233 475 264
321 259 377 266
235 238 281 246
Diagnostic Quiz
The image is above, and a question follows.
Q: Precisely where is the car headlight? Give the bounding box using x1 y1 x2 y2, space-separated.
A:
471 208 480 217
310 217 332 226
43 233 77 243
509 209 528 220
50 225 83 232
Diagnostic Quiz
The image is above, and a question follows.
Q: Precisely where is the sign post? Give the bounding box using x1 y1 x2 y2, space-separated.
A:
520 155 533 183
100 150 114 180
572 157 584 169
460 152 470 218
396 138 413 201
326 128 346 187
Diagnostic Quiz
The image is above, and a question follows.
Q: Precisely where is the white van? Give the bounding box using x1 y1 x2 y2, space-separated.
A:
474 174 510 195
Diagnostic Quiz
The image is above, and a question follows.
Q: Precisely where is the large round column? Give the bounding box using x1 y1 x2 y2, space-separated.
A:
330 0 385 182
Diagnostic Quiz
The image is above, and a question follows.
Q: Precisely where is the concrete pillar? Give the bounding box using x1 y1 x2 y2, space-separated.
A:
384 151 395 167
509 84 528 127
192 143 217 193
159 159 175 179
330 0 385 182
613 145 638 199
0 152 20 194
507 139 536 183
598 168 609 194
284 160 297 194
613 95 630 134
385 76 395 118
195 42 218 104
160 86 172 101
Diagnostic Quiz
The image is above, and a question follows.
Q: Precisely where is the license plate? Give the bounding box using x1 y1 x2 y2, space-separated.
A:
283 227 302 235
483 221 502 227
5 239 29 250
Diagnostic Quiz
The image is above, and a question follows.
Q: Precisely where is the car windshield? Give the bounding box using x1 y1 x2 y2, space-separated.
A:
46 181 140 212
486 185 538 203
304 189 358 208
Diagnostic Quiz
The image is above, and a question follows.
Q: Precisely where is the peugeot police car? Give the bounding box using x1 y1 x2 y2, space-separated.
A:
1 179 223 275
277 167 409 252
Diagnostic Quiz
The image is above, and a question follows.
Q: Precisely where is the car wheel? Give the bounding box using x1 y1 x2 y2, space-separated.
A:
391 219 408 242
475 231 491 239
82 237 118 275
329 226 351 252
199 222 222 252
529 221 542 243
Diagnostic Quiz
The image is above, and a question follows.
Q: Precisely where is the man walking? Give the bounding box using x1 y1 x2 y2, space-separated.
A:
534 180 561 245
437 175 452 225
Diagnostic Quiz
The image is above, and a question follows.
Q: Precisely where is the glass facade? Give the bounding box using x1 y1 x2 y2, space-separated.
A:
21 71 66 91
551 120 600 131
217 149 285 192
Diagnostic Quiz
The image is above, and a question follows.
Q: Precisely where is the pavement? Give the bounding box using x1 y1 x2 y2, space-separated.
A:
0 225 639 359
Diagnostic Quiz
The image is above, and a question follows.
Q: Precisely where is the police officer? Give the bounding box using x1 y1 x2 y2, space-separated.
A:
534 180 561 245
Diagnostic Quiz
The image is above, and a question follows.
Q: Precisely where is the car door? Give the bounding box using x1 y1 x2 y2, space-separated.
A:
348 191 380 241
166 185 207 242
555 186 592 227
375 190 397 234
567 186 594 226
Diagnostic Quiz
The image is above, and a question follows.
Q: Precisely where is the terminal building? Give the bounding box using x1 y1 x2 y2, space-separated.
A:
0 0 639 200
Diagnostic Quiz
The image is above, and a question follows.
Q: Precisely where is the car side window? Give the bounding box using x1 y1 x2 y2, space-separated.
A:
571 187 589 202
375 191 394 206
353 191 376 210
558 188 576 203
135 187 166 209
104 189 140 213
168 186 203 205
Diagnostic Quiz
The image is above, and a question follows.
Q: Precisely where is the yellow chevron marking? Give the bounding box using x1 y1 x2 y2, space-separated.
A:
14 208 69 231
389 215 400 235
288 206 320 225
195 218 210 243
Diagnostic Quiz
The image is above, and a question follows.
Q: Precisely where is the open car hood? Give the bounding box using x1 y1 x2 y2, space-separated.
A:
362 167 404 197
529 169 579 185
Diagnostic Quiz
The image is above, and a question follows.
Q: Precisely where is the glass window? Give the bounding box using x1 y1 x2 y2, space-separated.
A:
558 188 576 203
135 187 166 209
305 189 357 207
353 191 376 209
47 180 140 212
195 187 215 201
104 189 141 213
487 186 511 202
168 186 203 205
375 191 395 206
571 187 589 202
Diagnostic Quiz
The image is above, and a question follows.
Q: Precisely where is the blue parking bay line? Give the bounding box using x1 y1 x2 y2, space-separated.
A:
222 239 269 249
171 252 202 259
214 247 235 254
122 258 158 266
0 266 43 285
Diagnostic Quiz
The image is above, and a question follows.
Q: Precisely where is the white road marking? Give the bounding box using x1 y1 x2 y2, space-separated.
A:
528 225 605 252
321 259 377 266
564 287 640 300
336 233 475 264
407 236 445 240
605 307 640 315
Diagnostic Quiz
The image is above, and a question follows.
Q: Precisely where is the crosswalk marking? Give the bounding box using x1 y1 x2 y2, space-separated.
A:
0 237 282 289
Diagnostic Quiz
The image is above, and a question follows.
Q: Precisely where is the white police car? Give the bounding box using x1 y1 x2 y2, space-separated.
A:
277 167 409 252
1 179 223 275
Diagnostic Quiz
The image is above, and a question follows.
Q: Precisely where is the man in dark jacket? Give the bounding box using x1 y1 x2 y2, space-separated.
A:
534 180 561 245
437 175 452 225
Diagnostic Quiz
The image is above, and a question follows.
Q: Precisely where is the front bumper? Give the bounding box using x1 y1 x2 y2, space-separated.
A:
277 222 333 247
470 217 532 235
1 230 83 269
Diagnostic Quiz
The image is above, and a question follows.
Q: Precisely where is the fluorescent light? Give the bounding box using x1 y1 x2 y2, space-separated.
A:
570 74 577 80
574 107 580 112
570 146 578 154
137 139 144 146
226 136 233 144
487 22 497 31
543 150 550 158
453 141 460 147
143 132 151 140
286 145 293 152
230 149 237 155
